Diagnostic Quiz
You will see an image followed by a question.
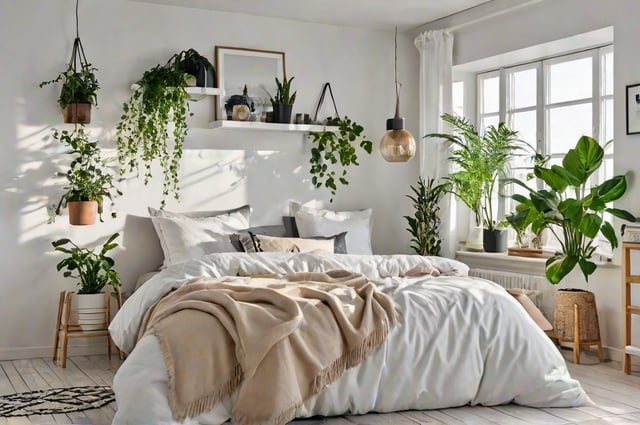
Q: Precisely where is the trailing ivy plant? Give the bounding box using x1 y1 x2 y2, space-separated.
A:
116 51 202 208
308 116 373 202
404 177 450 256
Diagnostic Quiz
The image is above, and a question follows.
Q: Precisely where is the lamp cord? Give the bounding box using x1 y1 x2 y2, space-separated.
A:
394 26 400 118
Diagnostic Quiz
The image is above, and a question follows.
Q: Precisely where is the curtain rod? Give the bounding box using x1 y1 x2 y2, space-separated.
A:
445 0 547 32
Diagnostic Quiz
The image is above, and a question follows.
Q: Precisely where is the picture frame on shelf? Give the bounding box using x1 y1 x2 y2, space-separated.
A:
214 46 286 121
625 83 640 135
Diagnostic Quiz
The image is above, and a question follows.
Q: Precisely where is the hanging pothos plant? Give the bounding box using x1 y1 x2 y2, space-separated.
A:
116 50 211 207
308 116 373 202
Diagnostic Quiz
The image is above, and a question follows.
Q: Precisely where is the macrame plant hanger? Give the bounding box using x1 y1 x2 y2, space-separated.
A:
69 0 90 74
312 82 340 124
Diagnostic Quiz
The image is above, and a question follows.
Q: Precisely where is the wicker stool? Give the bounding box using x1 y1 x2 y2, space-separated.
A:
553 289 603 364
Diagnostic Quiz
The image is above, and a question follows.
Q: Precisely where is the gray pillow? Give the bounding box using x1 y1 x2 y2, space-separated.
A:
230 225 288 252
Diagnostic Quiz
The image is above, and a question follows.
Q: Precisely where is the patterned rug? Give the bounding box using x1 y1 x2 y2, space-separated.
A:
0 385 114 417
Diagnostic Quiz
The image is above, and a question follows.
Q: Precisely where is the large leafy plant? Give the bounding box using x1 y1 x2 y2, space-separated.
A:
116 51 203 208
52 233 121 295
425 113 525 230
510 136 635 284
308 116 373 202
404 177 449 256
53 126 119 221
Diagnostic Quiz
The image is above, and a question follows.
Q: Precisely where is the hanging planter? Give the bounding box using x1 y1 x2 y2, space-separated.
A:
68 201 98 226
39 0 99 123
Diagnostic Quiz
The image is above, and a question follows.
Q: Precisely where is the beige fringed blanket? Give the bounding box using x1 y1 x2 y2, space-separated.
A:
138 270 397 425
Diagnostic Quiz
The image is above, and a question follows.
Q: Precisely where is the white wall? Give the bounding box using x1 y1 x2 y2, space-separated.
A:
0 0 420 359
414 0 640 360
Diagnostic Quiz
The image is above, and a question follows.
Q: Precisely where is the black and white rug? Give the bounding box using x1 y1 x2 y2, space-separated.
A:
0 385 114 417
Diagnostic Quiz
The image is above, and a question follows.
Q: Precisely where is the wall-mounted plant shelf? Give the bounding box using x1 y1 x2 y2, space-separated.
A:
209 121 338 133
129 84 221 97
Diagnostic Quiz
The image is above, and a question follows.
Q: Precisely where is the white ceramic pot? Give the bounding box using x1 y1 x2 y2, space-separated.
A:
71 292 106 331
465 225 484 251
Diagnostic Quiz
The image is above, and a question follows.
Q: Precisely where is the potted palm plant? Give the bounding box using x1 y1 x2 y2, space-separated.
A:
52 233 120 330
53 127 119 225
425 113 526 252
510 136 636 284
404 177 450 256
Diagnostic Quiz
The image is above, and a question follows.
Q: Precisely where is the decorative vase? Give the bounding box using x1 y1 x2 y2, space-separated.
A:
465 226 484 251
63 103 91 124
275 103 293 124
71 292 107 331
483 228 508 253
68 201 97 226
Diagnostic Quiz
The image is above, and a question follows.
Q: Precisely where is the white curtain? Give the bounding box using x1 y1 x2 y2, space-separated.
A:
414 30 456 258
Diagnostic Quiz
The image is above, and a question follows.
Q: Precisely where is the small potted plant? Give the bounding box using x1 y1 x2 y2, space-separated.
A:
40 65 99 124
52 233 120 330
53 127 120 225
178 48 216 88
266 76 296 124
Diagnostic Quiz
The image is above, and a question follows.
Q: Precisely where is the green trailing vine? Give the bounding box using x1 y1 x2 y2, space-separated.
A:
116 52 200 208
308 116 373 202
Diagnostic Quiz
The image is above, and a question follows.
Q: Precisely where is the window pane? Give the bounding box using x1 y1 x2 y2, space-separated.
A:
482 76 499 113
602 98 613 144
548 103 592 154
452 81 464 117
602 50 613 96
548 57 592 103
512 68 537 109
509 110 536 167
480 115 499 135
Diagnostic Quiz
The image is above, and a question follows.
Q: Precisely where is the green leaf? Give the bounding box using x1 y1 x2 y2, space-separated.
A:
558 198 582 221
605 208 636 222
52 239 71 247
534 167 569 193
600 221 618 250
596 175 627 203
578 258 597 282
546 255 579 284
562 135 603 184
578 213 602 239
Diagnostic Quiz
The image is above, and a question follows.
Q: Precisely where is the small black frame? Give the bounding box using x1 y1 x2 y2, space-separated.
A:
625 83 640 134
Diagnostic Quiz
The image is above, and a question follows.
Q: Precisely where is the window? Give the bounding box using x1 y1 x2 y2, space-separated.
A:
476 46 614 229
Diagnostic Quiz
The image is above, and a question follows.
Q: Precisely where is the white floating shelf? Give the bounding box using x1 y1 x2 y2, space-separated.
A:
129 84 221 96
209 121 339 133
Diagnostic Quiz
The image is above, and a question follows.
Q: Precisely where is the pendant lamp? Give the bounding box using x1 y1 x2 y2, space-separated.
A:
379 27 416 162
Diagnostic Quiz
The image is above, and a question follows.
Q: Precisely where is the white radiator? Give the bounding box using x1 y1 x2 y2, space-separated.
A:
469 268 547 306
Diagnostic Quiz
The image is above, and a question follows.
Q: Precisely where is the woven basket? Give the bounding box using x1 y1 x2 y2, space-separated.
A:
553 289 601 342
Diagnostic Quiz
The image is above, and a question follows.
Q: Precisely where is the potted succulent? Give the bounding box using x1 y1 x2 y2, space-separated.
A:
40 65 99 124
404 177 450 256
266 76 297 124
308 116 373 202
510 136 636 284
117 49 212 208
52 233 120 330
53 127 119 225
425 113 526 252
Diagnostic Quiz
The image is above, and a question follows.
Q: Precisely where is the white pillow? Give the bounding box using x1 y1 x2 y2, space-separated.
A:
293 204 373 255
150 212 249 268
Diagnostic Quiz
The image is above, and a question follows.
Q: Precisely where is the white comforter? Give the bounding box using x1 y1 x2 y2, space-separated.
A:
110 253 586 425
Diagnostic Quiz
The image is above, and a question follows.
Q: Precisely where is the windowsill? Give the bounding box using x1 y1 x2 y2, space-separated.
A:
455 250 619 276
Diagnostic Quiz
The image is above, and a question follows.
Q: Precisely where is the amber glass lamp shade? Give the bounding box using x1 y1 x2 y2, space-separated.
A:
379 117 416 162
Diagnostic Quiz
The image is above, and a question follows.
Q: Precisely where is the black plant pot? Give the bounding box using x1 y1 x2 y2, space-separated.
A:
180 59 215 88
275 104 293 124
483 228 508 253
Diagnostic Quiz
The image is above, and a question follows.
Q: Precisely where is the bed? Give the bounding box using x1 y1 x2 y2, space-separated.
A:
109 251 587 425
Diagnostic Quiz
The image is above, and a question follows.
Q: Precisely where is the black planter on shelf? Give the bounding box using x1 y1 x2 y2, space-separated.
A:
274 103 293 124
483 228 508 253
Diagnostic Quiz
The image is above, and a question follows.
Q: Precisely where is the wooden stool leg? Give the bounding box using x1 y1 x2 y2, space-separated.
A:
624 353 631 374
60 292 74 368
573 303 580 364
597 341 604 363
53 291 65 362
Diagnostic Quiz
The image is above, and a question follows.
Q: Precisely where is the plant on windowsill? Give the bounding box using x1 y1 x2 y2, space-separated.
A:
404 176 450 256
53 126 120 225
116 49 211 208
509 136 636 284
424 113 528 252
308 116 373 203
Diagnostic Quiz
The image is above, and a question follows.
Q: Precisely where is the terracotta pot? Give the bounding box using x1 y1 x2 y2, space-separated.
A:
68 201 97 226
63 103 92 124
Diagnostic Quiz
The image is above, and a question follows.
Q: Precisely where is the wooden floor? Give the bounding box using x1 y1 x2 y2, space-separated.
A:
0 350 639 424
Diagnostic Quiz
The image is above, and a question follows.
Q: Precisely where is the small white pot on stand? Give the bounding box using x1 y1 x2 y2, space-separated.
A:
71 292 107 331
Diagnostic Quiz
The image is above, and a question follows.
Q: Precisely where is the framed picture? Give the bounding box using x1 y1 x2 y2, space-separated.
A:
626 83 640 134
214 46 286 121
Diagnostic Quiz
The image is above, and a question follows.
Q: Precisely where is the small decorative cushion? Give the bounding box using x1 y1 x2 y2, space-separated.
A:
229 225 289 252
150 211 249 268
291 202 373 255
239 234 335 254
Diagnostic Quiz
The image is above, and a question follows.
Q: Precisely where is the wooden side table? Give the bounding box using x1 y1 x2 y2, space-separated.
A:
52 290 123 368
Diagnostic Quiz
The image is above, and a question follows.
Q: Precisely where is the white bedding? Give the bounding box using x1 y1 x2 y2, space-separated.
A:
110 253 586 425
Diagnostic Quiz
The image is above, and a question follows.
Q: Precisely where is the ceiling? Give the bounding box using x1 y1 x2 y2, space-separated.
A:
123 0 494 31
